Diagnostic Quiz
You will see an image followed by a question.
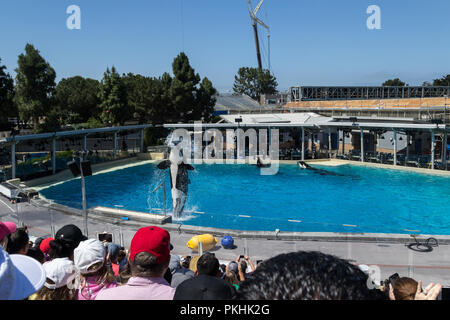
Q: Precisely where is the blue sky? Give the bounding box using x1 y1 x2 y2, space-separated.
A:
1 0 450 92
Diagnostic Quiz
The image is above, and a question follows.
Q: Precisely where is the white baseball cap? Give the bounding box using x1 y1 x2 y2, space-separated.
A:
43 258 75 289
73 239 106 274
0 247 46 300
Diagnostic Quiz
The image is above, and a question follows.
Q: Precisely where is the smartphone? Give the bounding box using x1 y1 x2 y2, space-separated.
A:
98 232 113 243
239 255 245 259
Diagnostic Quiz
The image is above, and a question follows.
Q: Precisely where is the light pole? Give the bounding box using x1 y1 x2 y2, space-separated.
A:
67 151 92 237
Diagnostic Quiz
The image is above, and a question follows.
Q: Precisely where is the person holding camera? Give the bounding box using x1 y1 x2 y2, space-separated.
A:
236 255 256 282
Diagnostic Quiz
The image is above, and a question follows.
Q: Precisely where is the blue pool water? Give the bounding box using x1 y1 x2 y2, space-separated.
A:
39 163 450 235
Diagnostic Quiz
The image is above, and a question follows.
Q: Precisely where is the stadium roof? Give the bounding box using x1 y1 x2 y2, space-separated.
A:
214 94 267 111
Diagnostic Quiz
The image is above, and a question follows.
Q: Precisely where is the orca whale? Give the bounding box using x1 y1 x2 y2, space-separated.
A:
256 157 271 168
157 148 194 219
298 161 344 176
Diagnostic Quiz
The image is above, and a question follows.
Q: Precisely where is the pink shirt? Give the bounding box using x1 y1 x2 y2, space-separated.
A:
78 277 118 300
95 277 175 300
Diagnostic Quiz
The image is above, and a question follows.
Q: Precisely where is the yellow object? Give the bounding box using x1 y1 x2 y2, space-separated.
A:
187 234 217 252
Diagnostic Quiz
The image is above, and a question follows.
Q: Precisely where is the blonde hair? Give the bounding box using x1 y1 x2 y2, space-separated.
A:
189 256 201 273
34 279 77 300
224 271 239 286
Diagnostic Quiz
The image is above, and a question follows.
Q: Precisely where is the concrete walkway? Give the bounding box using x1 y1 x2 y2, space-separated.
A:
2 196 450 287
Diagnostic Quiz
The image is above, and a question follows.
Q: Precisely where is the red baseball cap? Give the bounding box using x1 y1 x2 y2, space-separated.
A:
39 237 54 254
0 221 17 241
129 226 171 264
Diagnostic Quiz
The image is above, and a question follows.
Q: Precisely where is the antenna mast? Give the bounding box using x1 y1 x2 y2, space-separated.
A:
247 0 269 71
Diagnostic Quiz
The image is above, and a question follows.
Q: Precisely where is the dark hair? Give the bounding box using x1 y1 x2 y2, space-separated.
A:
181 256 191 269
26 247 45 263
239 260 247 274
48 238 78 259
129 252 169 278
197 252 220 277
236 251 379 300
6 228 29 254
33 237 44 250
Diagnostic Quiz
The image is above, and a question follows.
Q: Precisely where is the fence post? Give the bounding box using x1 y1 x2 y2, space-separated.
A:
198 241 203 256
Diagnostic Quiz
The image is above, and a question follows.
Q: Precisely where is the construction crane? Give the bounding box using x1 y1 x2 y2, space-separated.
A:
246 0 270 71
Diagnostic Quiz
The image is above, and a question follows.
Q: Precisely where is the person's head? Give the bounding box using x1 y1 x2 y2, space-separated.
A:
0 221 17 249
224 271 239 286
6 228 30 255
107 243 121 264
0 247 46 300
196 252 220 277
39 237 54 256
35 258 76 300
128 226 171 278
391 277 418 301
236 251 378 300
50 225 86 259
33 237 44 250
181 255 191 269
227 261 238 274
220 264 226 275
74 239 107 276
239 259 248 274
26 247 45 264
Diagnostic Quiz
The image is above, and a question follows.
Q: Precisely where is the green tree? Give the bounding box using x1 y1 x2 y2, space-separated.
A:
195 77 217 122
55 76 100 124
0 58 17 131
382 78 406 86
169 52 201 122
432 75 450 86
98 66 129 125
14 44 56 130
233 67 277 101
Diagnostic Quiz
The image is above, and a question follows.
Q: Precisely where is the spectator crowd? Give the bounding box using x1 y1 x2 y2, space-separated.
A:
0 220 443 300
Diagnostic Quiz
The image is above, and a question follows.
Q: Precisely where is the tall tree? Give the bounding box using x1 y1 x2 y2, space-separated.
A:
169 52 201 122
14 44 56 130
195 77 217 122
233 67 277 102
98 66 129 125
382 78 406 86
55 76 100 124
432 75 450 86
0 58 17 131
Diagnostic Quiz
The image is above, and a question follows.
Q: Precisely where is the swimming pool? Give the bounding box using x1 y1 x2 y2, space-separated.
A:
39 162 450 235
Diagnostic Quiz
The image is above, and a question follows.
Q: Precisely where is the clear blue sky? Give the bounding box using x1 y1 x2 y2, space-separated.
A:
1 0 450 92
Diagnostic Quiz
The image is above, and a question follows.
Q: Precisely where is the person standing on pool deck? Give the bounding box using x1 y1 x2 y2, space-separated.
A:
157 144 194 219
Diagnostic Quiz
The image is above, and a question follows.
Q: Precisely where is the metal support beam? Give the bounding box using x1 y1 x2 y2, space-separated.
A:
11 143 16 179
328 127 332 159
393 129 397 166
342 131 345 157
443 132 448 168
301 127 305 161
140 129 145 153
360 128 364 162
113 132 117 160
52 138 56 175
406 133 409 166
431 131 435 170
83 135 87 152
